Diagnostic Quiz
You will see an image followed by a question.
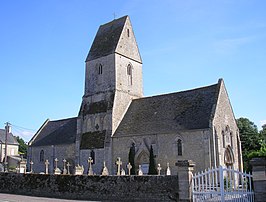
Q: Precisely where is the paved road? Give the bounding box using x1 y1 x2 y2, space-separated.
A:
0 193 98 202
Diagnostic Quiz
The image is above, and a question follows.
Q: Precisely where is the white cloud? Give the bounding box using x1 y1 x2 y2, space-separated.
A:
12 130 35 142
260 120 266 127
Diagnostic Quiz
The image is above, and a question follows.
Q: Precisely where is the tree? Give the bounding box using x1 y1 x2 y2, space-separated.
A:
128 143 136 175
260 124 266 142
237 117 264 171
148 145 157 175
15 136 28 157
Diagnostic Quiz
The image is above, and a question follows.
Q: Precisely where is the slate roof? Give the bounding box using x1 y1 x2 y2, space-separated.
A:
0 129 19 145
114 82 220 137
85 16 128 62
30 117 77 147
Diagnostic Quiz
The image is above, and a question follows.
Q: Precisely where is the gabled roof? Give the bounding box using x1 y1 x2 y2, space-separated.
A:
0 129 19 145
114 81 221 137
85 16 128 62
29 117 77 147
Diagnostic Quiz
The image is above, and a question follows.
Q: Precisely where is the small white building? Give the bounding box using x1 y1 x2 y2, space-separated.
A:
0 128 19 163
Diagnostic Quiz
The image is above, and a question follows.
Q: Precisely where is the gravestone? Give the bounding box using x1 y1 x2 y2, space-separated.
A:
62 159 67 175
45 160 49 174
19 159 27 174
66 162 71 174
101 161 109 176
127 163 132 175
157 164 162 175
166 162 171 175
54 158 61 175
29 161 34 173
138 165 143 176
121 169 126 176
75 164 84 175
88 157 94 176
116 157 122 176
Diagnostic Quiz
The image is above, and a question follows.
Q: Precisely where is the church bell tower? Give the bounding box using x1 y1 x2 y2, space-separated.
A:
75 16 143 173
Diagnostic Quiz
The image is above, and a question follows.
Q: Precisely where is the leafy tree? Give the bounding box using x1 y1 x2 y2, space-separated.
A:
128 143 136 175
15 136 28 157
260 124 266 142
247 141 266 159
148 145 157 175
237 118 264 171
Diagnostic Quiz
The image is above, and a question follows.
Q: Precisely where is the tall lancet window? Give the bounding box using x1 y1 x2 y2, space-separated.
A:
127 64 133 85
98 64 103 75
40 150 44 162
90 150 95 164
222 131 225 148
177 139 182 156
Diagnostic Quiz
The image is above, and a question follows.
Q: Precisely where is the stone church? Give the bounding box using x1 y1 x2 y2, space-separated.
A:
28 16 243 175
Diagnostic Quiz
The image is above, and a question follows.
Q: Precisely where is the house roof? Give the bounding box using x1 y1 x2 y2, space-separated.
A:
114 81 220 137
0 129 19 145
85 16 128 62
30 117 77 147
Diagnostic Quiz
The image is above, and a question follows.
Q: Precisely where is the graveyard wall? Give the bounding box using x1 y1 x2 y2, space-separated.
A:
0 173 179 201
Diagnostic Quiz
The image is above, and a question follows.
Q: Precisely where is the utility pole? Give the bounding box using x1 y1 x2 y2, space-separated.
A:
4 122 10 172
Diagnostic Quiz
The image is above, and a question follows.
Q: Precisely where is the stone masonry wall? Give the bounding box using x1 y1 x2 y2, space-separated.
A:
212 79 242 171
0 173 179 201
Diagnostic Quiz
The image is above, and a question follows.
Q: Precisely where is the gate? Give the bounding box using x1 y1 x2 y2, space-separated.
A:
192 166 254 202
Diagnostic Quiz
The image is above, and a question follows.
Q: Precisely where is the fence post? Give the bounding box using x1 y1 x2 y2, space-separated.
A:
250 157 266 202
177 160 195 202
219 166 225 202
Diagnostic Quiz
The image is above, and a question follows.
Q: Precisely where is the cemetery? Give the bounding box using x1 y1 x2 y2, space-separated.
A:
0 157 185 201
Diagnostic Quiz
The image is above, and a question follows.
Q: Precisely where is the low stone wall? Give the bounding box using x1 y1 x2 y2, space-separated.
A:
0 173 179 201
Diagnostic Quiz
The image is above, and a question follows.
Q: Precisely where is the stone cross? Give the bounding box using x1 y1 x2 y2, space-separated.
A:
138 165 143 176
88 157 94 175
54 158 58 169
66 162 71 174
63 159 67 174
30 160 34 173
116 157 122 176
166 162 171 175
45 159 49 174
127 162 132 176
157 164 162 175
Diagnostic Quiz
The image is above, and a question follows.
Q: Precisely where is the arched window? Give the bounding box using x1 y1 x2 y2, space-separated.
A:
98 64 103 75
230 132 233 148
90 150 95 164
177 139 182 156
222 131 225 148
40 150 44 162
127 64 132 85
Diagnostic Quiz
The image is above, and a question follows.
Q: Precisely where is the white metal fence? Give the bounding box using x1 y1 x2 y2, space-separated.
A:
192 166 254 202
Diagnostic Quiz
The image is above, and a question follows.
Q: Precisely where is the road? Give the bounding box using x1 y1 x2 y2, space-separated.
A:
0 193 98 202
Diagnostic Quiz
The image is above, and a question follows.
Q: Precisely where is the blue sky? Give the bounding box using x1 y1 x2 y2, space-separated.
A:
1 1 265 141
